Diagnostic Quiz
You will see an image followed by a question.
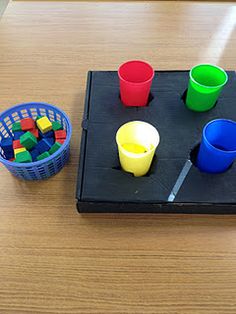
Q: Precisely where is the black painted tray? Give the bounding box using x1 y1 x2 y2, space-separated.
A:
76 71 236 214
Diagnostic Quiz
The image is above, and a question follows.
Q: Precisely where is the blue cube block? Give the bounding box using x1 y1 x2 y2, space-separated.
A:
36 139 53 154
5 150 14 160
39 130 54 139
14 131 25 140
46 137 54 146
30 147 40 161
0 137 13 152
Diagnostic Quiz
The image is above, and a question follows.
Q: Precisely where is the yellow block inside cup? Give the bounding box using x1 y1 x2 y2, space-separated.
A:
116 121 160 177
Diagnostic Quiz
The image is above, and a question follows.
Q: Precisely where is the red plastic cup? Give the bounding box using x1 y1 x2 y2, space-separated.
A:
118 60 154 107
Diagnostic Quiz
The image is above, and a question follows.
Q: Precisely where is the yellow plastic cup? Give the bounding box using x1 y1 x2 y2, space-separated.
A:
116 121 160 177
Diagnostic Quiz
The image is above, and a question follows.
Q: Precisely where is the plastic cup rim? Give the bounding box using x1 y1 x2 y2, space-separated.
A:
203 118 236 154
116 120 160 158
189 63 228 89
118 60 154 85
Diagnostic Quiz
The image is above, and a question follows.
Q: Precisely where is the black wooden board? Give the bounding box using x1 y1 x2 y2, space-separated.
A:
76 70 236 214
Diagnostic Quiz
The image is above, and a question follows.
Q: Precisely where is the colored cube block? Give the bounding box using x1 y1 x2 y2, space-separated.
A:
49 142 61 155
14 131 25 140
36 138 52 154
14 147 26 157
20 118 35 131
20 131 37 150
55 130 66 140
52 121 63 131
30 147 40 161
12 122 22 132
15 151 32 163
39 130 54 139
36 151 50 161
46 137 54 146
30 128 39 138
36 115 43 121
1 137 13 152
56 139 65 145
36 116 52 134
5 150 14 160
13 140 23 150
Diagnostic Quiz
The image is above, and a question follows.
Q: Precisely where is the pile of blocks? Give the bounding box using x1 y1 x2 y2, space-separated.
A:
0 116 67 163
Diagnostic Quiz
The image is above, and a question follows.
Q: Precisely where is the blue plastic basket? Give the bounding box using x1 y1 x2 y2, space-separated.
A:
0 102 72 180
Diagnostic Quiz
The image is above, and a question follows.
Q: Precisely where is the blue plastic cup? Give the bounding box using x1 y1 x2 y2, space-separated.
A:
197 119 236 173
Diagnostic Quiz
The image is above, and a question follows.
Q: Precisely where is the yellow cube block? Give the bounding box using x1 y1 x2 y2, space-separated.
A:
36 116 52 134
14 147 26 157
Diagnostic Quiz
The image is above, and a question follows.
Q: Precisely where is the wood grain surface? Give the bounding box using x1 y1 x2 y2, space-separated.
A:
0 1 236 313
0 0 9 17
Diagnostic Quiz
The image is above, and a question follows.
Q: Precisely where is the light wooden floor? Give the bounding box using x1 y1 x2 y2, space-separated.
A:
0 0 9 17
0 1 236 313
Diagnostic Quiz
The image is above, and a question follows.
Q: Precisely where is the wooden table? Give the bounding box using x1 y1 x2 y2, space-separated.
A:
0 1 236 313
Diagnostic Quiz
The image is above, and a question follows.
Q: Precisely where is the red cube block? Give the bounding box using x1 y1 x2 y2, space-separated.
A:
13 139 23 150
29 128 39 138
55 130 66 140
56 139 65 145
20 118 35 131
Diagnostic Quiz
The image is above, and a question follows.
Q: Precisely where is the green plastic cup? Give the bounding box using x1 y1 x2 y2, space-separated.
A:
186 64 228 112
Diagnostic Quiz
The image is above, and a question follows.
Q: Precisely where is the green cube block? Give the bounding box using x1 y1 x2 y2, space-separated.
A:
15 151 32 163
20 131 37 150
52 121 63 131
49 142 61 155
12 122 22 132
36 151 50 161
36 115 43 121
